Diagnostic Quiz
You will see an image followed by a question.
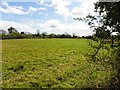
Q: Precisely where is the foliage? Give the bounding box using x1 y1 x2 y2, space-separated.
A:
8 27 19 34
74 2 120 87
95 2 120 32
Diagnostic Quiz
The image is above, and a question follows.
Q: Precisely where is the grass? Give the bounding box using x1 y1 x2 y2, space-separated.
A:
2 39 114 88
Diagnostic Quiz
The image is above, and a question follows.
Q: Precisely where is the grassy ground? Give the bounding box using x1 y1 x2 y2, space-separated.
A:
2 39 114 88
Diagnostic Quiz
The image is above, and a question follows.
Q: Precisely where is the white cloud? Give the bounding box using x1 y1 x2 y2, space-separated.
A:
52 0 71 18
51 0 98 19
43 3 53 7
38 7 47 10
0 6 28 15
7 6 28 15
36 0 45 6
71 7 86 18
13 6 24 10
0 2 28 15
40 0 45 5
0 0 97 17
36 2 52 7
0 19 93 36
0 0 97 36
25 6 47 13
39 19 93 36
0 1 9 7
0 20 36 33
44 19 59 28
0 7 8 14
0 2 47 15
71 0 98 18
28 6 38 13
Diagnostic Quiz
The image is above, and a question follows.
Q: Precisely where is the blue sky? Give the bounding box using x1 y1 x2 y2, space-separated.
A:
0 0 98 36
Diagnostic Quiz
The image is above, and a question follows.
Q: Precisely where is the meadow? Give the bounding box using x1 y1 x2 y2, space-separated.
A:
2 39 115 88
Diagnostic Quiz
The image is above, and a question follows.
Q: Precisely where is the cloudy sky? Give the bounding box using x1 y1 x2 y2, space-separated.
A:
0 0 98 36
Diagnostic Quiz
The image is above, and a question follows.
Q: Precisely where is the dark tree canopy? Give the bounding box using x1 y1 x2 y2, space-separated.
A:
8 27 19 34
74 2 120 37
94 2 120 33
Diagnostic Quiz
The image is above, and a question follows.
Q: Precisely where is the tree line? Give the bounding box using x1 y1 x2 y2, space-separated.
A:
0 27 93 39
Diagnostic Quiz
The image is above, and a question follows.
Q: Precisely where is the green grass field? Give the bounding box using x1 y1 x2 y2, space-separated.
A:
2 39 114 88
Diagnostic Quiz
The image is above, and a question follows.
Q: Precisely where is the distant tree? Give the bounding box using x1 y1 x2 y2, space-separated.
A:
60 34 65 38
55 34 61 38
8 32 20 39
64 32 72 38
41 32 47 38
72 33 77 38
21 32 24 34
0 34 7 39
36 29 40 37
8 27 19 34
48 33 56 38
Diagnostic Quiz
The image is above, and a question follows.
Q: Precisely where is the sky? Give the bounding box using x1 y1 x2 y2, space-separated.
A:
0 0 98 36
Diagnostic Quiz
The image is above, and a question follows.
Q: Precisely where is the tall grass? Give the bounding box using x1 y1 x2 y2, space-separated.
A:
2 39 114 88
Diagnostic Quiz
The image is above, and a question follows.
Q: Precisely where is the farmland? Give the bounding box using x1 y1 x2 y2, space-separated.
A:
2 39 115 88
